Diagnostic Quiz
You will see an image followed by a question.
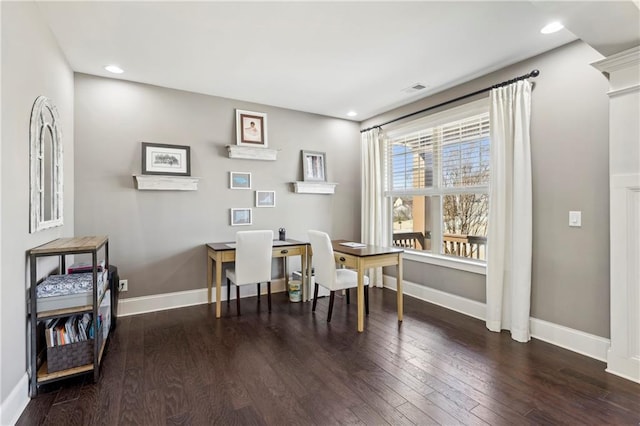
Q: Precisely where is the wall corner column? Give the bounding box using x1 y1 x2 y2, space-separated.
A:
593 45 640 383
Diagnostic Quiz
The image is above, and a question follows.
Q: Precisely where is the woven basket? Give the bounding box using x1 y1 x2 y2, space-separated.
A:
47 332 101 373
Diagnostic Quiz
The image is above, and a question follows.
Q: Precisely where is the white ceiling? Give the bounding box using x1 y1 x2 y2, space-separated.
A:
36 1 640 121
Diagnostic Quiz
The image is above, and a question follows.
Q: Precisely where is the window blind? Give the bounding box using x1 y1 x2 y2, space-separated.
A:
387 111 490 195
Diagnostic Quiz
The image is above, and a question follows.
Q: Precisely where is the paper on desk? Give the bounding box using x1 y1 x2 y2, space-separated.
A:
226 241 289 249
339 242 366 248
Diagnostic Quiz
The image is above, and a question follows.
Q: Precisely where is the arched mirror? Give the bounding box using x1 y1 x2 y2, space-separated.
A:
30 96 63 232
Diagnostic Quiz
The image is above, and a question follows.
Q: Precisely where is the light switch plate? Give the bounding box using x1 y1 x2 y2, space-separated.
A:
569 211 582 227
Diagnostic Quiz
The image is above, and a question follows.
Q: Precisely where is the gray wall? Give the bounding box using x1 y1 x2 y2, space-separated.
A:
1 1 75 406
73 74 361 299
363 41 610 338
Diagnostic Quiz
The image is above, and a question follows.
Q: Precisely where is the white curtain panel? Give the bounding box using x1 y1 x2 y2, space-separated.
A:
361 128 389 287
486 80 533 342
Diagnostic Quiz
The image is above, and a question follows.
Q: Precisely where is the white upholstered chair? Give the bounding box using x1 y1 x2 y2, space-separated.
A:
226 230 273 315
308 230 370 322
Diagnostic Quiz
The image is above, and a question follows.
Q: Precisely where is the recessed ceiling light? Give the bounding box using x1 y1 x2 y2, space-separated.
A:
540 21 564 34
104 65 124 74
347 111 358 117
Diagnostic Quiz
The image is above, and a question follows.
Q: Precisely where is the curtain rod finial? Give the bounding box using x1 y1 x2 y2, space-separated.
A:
530 69 540 78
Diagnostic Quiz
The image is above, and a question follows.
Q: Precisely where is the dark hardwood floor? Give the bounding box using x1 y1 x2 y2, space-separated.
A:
18 288 640 425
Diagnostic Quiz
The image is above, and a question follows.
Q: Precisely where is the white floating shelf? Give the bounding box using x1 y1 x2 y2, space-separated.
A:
227 145 278 161
133 175 200 191
292 181 337 194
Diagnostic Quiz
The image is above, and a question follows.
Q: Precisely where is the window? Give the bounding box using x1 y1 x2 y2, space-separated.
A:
385 100 489 261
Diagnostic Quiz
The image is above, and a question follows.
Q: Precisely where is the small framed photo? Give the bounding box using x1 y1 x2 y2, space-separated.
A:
302 150 327 182
142 142 191 176
230 172 251 189
255 190 276 208
236 109 268 147
230 208 252 226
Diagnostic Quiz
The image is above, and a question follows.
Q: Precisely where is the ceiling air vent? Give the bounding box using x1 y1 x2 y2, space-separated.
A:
402 83 427 94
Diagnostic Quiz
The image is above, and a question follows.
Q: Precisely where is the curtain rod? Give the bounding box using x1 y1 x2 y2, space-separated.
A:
360 69 540 133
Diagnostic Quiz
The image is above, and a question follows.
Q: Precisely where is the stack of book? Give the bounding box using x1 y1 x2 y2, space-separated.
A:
67 260 106 274
36 270 109 313
44 313 100 348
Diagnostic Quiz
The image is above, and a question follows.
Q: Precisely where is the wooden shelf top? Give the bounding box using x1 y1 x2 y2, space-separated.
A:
291 181 337 194
133 175 199 191
37 305 93 320
227 145 278 161
37 361 94 383
29 236 108 255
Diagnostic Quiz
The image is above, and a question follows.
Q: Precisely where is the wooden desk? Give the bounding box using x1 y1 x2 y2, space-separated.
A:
327 240 403 332
206 239 309 318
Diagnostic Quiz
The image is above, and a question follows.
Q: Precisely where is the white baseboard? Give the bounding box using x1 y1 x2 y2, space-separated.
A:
1 373 29 426
383 275 611 364
121 277 612 370
529 318 610 362
383 275 486 320
606 351 640 383
118 279 287 317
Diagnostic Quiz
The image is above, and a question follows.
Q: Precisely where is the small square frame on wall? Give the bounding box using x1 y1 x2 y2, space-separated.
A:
255 190 276 208
236 109 268 147
301 150 327 182
229 171 251 189
230 208 252 226
141 142 191 176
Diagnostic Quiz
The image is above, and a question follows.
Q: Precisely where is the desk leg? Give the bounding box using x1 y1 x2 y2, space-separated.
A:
215 254 222 318
207 254 213 304
301 248 307 302
306 250 312 303
357 259 365 332
284 257 289 288
397 253 403 322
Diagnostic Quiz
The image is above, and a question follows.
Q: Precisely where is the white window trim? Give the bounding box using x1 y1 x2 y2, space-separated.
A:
386 98 490 270
385 98 489 139
403 249 487 275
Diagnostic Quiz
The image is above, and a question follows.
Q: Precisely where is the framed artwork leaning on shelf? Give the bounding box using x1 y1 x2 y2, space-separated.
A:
236 109 268 147
302 150 327 182
141 142 191 176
